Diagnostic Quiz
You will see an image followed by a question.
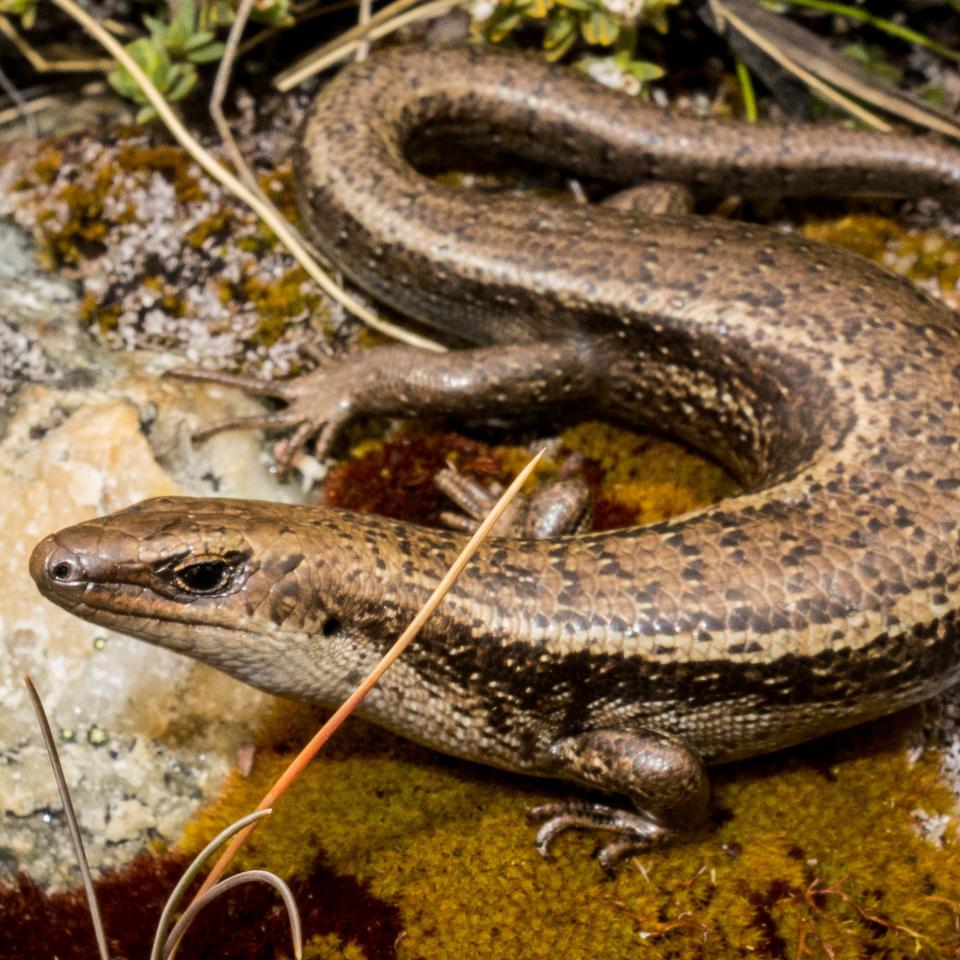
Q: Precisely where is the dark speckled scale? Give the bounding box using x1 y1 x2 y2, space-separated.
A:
29 45 960 858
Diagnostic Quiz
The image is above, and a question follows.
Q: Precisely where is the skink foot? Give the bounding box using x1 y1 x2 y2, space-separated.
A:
436 454 592 538
529 800 668 868
166 350 382 469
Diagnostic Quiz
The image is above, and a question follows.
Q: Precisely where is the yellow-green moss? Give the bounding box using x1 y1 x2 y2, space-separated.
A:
115 143 205 203
239 266 326 349
181 702 959 960
185 209 234 249
35 163 118 268
803 214 960 309
33 146 63 186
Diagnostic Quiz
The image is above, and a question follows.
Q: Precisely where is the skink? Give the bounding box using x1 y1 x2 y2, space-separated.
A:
31 44 960 862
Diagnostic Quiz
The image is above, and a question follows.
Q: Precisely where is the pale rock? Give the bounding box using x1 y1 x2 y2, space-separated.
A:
0 222 310 888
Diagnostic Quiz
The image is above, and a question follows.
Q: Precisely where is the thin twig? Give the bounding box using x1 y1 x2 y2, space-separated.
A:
356 0 373 61
237 0 364 58
209 0 261 198
279 0 461 88
24 676 110 960
188 447 547 903
276 0 461 91
0 81 111 130
49 0 444 353
0 60 37 136
0 14 113 72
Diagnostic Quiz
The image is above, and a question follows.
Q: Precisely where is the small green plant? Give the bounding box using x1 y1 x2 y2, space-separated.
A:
103 0 289 122
0 0 38 27
474 0 675 93
108 0 224 122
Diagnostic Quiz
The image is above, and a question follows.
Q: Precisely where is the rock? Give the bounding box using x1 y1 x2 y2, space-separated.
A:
0 220 308 888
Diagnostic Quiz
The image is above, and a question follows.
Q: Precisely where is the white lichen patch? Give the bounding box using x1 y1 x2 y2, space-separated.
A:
0 127 353 382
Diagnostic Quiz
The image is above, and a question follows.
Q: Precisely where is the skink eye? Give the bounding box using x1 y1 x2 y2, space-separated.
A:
174 560 231 594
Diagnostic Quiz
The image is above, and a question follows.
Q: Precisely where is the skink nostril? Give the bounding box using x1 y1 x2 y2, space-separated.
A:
50 559 77 582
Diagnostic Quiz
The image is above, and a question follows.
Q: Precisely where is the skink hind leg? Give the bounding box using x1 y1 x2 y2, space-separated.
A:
169 335 610 469
531 728 709 867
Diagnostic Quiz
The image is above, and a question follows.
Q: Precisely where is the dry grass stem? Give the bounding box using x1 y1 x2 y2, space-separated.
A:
0 60 37 136
709 0 891 131
24 676 111 960
0 13 113 72
275 0 461 90
209 0 262 199
50 0 445 352
356 0 373 61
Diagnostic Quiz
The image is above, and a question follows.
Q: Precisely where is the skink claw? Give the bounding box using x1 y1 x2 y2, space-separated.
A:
165 353 371 467
529 800 667 868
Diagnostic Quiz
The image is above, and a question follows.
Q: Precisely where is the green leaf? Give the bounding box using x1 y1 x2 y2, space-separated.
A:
544 7 576 49
108 36 171 104
187 41 226 64
166 62 198 102
173 0 198 38
250 0 295 25
581 8 619 45
555 0 595 13
143 14 168 45
525 0 554 19
485 5 528 42
545 28 577 60
613 52 664 81
183 29 217 50
0 0 38 28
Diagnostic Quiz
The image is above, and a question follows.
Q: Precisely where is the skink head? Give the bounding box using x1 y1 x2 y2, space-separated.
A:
30 496 426 703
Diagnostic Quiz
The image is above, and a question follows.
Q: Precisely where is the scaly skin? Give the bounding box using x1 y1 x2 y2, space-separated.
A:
30 45 960 862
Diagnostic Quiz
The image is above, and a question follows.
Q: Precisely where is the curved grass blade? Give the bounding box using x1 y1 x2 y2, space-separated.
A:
161 869 302 960
149 808 273 960
24 675 111 960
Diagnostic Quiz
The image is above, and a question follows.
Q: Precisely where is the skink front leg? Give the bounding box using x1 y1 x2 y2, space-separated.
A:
170 335 612 468
531 728 709 868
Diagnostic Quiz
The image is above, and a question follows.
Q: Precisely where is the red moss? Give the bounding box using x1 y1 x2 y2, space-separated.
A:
0 851 403 960
323 432 503 527
323 430 645 532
